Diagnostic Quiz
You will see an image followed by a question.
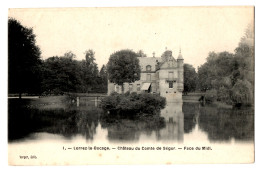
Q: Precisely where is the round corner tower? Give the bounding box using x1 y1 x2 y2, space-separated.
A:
177 49 184 92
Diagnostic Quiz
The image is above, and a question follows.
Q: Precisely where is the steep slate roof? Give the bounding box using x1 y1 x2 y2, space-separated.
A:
138 50 181 72
159 59 178 69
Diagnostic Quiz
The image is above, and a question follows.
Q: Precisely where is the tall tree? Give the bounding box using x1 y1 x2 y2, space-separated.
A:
41 53 79 94
183 64 197 93
83 49 99 92
234 23 254 85
232 23 254 104
8 18 42 98
197 51 234 91
197 24 254 105
93 65 108 93
41 50 101 94
107 49 141 93
100 64 108 86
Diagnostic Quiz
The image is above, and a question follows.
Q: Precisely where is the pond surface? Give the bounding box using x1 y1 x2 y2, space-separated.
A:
8 98 254 144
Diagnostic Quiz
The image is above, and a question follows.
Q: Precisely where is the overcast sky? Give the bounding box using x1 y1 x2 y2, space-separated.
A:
8 7 254 70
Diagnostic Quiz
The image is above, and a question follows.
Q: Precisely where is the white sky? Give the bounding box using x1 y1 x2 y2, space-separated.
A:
8 7 254 70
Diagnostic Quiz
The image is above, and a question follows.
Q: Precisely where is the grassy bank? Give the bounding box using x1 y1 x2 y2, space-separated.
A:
182 95 201 103
8 94 105 110
9 96 71 110
211 101 233 109
182 93 235 109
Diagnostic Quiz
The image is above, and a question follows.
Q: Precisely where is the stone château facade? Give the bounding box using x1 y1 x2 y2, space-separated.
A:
107 48 184 101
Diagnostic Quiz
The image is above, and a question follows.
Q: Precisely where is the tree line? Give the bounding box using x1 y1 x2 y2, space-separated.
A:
41 50 108 95
184 24 254 105
8 18 145 97
8 18 107 97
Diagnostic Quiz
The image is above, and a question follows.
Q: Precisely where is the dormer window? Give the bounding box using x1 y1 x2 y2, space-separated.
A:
146 65 151 71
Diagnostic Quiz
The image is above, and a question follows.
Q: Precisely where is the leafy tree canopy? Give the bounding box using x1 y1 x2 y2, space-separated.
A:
41 50 103 95
107 49 141 91
183 64 198 93
197 24 254 105
183 64 198 92
8 18 42 97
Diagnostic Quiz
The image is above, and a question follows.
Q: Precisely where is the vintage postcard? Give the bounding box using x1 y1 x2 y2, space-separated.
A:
8 7 254 165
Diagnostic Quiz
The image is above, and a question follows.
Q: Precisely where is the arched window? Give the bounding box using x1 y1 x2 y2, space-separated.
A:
146 65 151 71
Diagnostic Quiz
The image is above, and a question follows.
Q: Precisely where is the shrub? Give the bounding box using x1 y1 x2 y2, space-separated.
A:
205 89 217 103
100 92 166 114
231 79 253 105
100 92 121 112
217 87 232 104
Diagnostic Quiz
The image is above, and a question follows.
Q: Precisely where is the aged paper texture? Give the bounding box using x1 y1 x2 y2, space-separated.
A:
8 7 254 165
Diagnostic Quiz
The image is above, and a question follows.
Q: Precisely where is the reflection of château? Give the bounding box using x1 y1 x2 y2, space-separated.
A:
157 102 184 142
108 48 184 101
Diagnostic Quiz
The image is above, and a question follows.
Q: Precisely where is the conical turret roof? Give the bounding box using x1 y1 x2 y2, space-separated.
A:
177 48 183 60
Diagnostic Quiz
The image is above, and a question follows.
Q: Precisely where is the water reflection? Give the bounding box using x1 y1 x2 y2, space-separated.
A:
157 102 184 142
100 111 166 142
183 102 199 133
198 105 254 142
8 98 254 143
8 99 102 142
182 102 254 142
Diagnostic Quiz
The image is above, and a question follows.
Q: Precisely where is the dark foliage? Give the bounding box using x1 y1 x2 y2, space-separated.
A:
107 49 141 93
183 64 198 93
197 25 254 105
100 92 166 114
8 18 42 97
41 51 107 95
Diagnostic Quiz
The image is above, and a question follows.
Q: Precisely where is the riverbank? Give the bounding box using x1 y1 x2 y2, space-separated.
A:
182 93 234 109
211 101 233 109
182 94 200 103
8 96 70 110
8 94 106 110
9 93 241 110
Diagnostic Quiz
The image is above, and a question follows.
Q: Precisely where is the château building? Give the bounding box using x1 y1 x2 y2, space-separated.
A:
107 48 184 101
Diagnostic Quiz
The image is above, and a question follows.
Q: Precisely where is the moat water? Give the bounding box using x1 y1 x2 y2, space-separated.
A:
8 98 254 164
8 98 254 144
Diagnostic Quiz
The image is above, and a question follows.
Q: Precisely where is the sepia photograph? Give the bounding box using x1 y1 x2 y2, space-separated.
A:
7 6 254 165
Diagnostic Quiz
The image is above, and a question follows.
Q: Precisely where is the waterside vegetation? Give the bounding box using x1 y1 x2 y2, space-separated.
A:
100 92 166 114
